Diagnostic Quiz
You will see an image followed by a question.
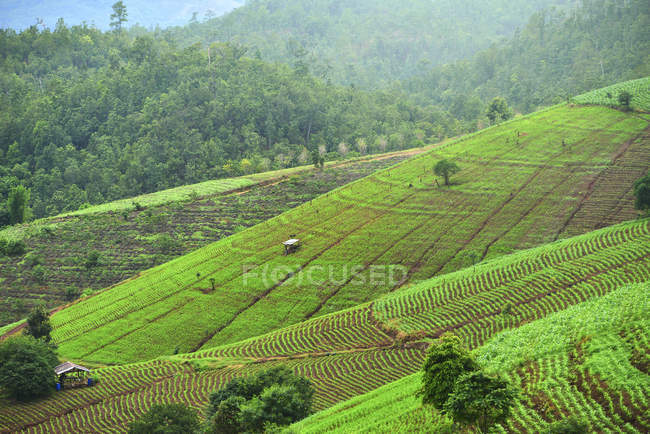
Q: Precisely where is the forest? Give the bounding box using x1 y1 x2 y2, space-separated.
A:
0 0 648 223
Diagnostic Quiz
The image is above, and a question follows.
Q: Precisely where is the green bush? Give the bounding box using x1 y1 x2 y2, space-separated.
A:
0 336 58 401
5 239 26 256
206 366 314 433
128 403 200 434
84 250 101 269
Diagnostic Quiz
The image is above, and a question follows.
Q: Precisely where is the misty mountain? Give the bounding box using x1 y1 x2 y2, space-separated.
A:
164 0 578 88
0 0 243 31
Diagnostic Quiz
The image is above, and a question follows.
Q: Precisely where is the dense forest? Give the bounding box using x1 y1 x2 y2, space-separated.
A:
164 0 577 88
402 0 650 114
0 21 459 221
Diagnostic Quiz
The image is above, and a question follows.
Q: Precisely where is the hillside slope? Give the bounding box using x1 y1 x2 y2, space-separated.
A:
1 218 648 432
44 103 650 364
292 283 649 433
0 150 419 326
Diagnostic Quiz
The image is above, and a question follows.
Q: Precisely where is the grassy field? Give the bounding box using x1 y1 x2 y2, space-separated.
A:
0 151 419 327
293 282 649 433
32 103 650 365
572 76 650 112
1 218 647 432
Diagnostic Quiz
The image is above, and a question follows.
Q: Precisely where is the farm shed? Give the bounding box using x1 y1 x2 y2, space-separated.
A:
282 238 301 255
54 361 92 389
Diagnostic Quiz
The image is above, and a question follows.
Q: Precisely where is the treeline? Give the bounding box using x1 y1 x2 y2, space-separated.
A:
163 0 574 88
401 0 650 115
0 22 461 222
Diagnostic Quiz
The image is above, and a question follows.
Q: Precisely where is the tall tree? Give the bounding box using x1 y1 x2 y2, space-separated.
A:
0 336 58 401
110 1 128 32
7 185 31 225
419 334 478 409
25 305 53 342
634 172 650 212
434 160 461 186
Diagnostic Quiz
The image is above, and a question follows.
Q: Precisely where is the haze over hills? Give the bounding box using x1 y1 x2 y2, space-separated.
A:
165 0 578 88
0 0 243 31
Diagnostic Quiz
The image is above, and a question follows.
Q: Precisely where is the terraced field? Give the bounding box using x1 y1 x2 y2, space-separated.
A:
32 104 650 364
0 150 418 327
572 76 650 112
1 218 647 433
293 283 650 433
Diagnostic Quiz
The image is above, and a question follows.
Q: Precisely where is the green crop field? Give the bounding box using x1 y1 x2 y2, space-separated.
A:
293 282 649 433
572 76 650 112
1 218 647 433
34 103 650 365
0 150 419 327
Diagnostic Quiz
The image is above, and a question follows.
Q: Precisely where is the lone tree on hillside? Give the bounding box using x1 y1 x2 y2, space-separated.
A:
486 96 513 124
434 160 461 186
110 1 128 32
634 172 650 213
0 336 58 401
7 185 32 225
419 334 478 409
618 91 632 111
25 305 52 342
128 403 200 434
443 370 516 433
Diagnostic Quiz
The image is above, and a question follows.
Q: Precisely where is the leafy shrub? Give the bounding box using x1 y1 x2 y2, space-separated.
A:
207 366 314 433
154 234 178 254
128 403 200 434
65 287 81 301
0 336 58 401
5 239 26 256
84 250 101 269
24 252 42 267
31 264 47 283
543 416 589 433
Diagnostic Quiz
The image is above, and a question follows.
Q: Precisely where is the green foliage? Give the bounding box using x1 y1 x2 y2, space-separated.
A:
0 336 58 401
4 239 26 256
443 371 515 433
7 185 32 225
110 1 128 32
0 22 446 223
633 172 650 212
617 91 632 110
433 160 460 186
25 305 53 342
207 366 314 432
84 250 101 269
404 0 650 115
419 334 478 409
543 416 589 434
486 97 512 124
572 76 650 111
128 403 200 434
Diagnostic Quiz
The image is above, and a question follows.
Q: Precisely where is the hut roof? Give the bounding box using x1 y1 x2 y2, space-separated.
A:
282 239 300 245
54 361 90 375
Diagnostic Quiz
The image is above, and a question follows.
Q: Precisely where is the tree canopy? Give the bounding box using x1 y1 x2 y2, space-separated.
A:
634 172 650 212
25 305 53 342
0 336 58 401
206 366 314 432
434 160 461 186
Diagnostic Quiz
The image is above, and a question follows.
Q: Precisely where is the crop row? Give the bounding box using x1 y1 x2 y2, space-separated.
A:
572 76 650 111
46 105 649 364
1 347 426 433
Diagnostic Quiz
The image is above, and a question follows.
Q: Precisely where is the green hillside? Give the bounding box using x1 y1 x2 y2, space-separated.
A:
572 76 650 112
292 282 649 433
0 149 418 327
1 217 647 432
41 102 650 364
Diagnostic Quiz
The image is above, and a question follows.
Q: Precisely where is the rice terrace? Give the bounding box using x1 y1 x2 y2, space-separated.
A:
0 1 649 433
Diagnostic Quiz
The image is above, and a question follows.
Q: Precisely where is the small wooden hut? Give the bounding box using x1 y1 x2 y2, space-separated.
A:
54 361 91 389
282 238 300 255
